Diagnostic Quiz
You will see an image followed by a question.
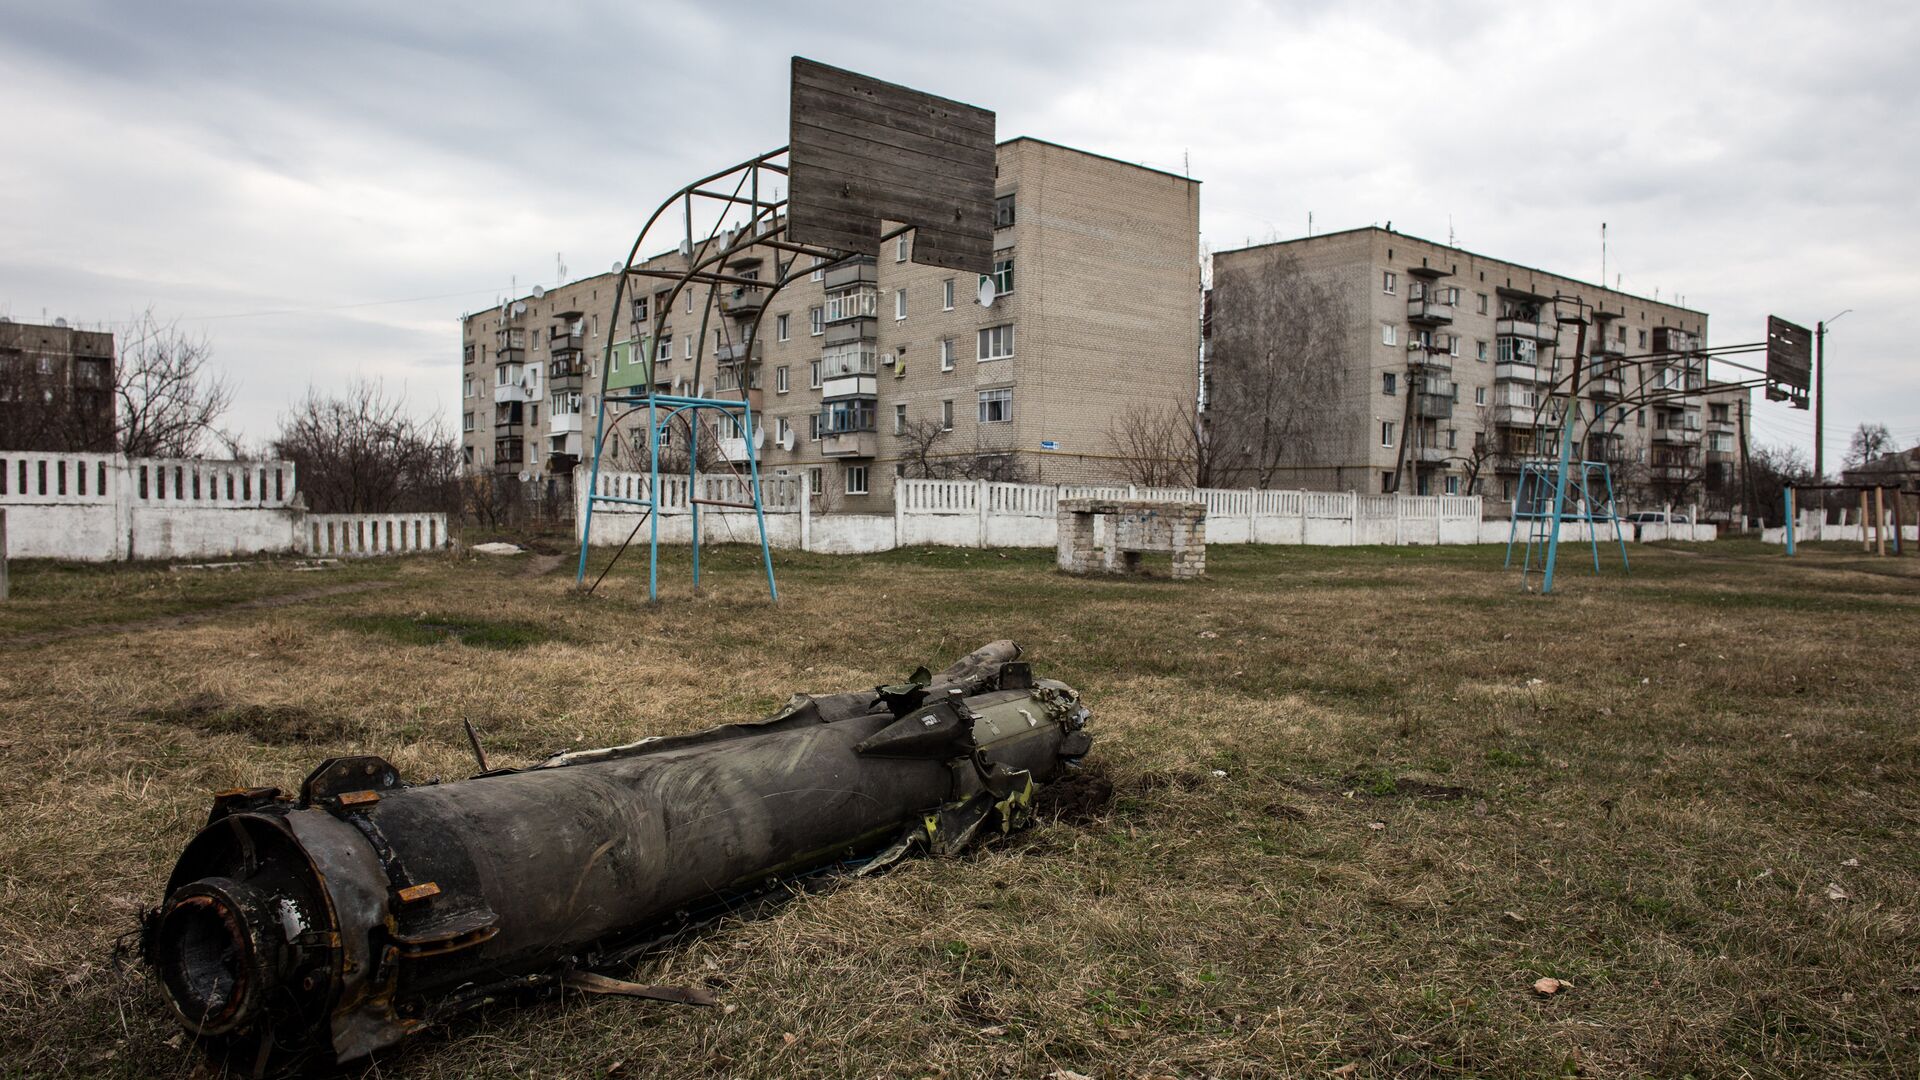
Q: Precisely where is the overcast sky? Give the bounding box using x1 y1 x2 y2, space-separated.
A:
3 1 1914 466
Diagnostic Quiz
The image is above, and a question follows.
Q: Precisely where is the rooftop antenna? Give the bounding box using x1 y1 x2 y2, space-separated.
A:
1307 211 1313 237
1448 214 1456 247
1601 222 1607 284
557 252 567 282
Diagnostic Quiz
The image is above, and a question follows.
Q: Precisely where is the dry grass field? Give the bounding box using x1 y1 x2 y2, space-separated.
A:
2 538 1917 1078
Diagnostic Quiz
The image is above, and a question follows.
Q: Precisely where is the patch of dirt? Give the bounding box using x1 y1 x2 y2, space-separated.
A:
1033 767 1116 823
134 692 352 746
521 553 565 578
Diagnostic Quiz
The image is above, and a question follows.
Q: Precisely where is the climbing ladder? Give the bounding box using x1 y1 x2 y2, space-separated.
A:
1505 459 1630 591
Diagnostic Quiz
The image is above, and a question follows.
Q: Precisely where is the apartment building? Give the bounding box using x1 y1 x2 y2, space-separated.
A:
460 138 1201 507
0 317 116 452
1208 228 1728 504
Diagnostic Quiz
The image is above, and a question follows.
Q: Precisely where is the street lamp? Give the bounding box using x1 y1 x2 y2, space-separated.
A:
1814 308 1852 479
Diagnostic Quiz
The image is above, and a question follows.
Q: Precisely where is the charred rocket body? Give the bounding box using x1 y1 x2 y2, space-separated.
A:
142 641 1091 1072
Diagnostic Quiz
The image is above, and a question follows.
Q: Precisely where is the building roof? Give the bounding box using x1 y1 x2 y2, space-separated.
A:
1216 226 1705 318
996 136 1201 185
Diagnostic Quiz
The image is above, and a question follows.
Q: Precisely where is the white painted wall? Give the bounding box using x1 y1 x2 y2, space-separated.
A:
573 470 1724 554
0 451 447 561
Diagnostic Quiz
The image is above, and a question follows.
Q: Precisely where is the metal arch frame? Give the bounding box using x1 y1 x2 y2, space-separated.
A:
573 146 914 600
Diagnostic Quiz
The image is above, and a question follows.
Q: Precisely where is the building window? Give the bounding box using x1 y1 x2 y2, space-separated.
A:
776 313 789 341
941 399 954 430
807 466 825 498
656 335 672 362
1446 429 1458 449
809 360 821 388
994 193 1016 228
1381 421 1395 446
894 288 907 321
685 291 694 314
1381 471 1395 492
1448 335 1460 357
896 234 909 262
809 414 820 440
1476 340 1489 362
893 402 907 434
978 388 1013 424
1381 324 1397 347
810 257 825 282
1382 372 1396 396
1382 271 1397 295
1445 287 1460 305
776 365 790 393
683 335 693 360
943 279 955 310
463 376 474 399
1474 386 1487 405
462 445 473 465
463 412 475 432
978 323 1015 361
1638 329 1649 348
1445 476 1459 495
940 338 955 371
1477 293 1489 314
986 257 1014 297
809 306 823 336
846 464 869 495
777 416 791 444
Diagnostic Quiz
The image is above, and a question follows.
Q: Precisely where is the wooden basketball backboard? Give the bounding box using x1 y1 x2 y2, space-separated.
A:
788 58 997 275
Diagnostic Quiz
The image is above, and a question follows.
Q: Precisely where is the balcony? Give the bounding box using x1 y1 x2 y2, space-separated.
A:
496 328 526 363
1414 392 1454 420
714 341 756 363
550 412 581 435
825 286 879 324
1408 439 1451 464
1652 426 1702 445
1593 340 1626 359
1406 297 1454 324
1585 435 1626 464
1492 404 1545 427
1494 361 1543 383
1406 344 1452 373
463 344 476 365
822 375 878 399
1650 463 1695 482
823 256 877 290
720 286 766 317
548 331 583 355
820 430 877 458
1652 327 1700 354
1495 317 1557 343
549 360 584 390
1587 375 1623 399
494 365 535 403
717 427 766 463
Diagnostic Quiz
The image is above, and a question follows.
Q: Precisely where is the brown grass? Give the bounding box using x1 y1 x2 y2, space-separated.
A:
1 539 1917 1078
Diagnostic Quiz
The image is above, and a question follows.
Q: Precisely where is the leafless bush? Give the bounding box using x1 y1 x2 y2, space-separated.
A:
270 380 458 513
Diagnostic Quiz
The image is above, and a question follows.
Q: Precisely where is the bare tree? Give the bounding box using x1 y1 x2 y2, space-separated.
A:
1108 402 1203 487
1844 422 1894 469
1749 441 1812 526
271 380 458 513
898 418 955 479
117 310 235 458
1204 251 1351 487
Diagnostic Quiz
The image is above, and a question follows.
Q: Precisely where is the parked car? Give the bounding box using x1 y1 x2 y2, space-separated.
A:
1622 511 1691 524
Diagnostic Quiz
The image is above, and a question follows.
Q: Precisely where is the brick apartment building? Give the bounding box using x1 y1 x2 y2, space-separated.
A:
1208 227 1747 506
460 138 1201 508
0 317 116 452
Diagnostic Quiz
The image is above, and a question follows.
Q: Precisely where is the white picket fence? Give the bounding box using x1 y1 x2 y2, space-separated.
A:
0 450 447 562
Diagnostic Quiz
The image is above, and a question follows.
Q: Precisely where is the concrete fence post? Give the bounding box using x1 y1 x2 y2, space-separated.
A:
893 478 904 549
976 478 990 549
799 469 812 553
1 507 9 602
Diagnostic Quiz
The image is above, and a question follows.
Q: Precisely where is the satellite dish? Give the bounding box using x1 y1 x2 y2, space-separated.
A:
517 471 531 482
531 285 546 299
677 238 693 259
612 261 625 273
977 278 996 308
512 301 528 316
778 430 796 451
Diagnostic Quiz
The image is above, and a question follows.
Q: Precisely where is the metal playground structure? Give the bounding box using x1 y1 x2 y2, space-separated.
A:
1499 298 1817 593
574 58 998 599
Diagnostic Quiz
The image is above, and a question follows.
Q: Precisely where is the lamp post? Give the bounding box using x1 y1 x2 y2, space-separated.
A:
1814 308 1852 480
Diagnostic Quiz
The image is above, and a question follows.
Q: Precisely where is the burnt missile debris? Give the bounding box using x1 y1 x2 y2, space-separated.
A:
142 641 1091 1072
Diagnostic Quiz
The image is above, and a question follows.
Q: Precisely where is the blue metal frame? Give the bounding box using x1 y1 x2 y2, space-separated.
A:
1505 458 1629 592
1783 486 1796 556
574 391 779 603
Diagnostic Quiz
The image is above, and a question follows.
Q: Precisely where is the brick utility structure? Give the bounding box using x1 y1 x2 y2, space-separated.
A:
1057 497 1205 579
459 138 1201 506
